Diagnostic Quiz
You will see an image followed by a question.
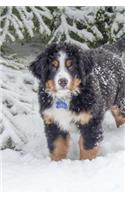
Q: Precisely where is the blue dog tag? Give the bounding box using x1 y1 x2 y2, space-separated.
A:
56 100 68 109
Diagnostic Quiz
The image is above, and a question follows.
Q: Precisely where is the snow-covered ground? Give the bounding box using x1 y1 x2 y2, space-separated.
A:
0 43 125 192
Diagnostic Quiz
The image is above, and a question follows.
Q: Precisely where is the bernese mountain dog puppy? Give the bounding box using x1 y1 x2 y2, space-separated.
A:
29 38 125 161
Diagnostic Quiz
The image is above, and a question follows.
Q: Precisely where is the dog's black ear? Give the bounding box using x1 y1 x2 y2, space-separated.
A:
29 50 48 83
29 55 42 80
29 43 57 85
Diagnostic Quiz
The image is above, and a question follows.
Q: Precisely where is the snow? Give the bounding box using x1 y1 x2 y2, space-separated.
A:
1 147 124 192
0 42 125 192
65 7 98 23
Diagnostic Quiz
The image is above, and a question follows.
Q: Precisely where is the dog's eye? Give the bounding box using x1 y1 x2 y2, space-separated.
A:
65 59 73 68
51 59 59 68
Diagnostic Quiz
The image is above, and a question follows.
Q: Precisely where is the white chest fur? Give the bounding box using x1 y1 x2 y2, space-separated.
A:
43 101 92 132
44 105 74 131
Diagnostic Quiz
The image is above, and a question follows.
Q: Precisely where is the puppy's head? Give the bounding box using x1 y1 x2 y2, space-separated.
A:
29 43 93 98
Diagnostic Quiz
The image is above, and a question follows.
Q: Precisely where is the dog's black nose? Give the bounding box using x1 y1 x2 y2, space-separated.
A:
58 78 68 88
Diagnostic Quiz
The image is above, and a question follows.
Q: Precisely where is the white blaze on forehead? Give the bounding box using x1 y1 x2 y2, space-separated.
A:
58 51 66 69
55 51 71 90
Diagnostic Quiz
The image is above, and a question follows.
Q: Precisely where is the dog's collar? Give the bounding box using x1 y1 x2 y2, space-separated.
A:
55 99 69 109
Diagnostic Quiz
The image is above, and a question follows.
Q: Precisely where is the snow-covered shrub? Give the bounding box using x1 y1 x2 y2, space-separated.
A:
95 7 125 45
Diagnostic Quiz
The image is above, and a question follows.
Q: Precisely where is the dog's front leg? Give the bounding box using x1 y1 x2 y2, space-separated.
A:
78 118 103 160
43 114 70 161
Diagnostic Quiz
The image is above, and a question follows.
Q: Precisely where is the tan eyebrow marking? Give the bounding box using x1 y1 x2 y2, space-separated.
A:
65 59 73 67
51 59 59 68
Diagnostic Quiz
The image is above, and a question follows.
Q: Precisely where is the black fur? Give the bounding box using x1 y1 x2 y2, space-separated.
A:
78 111 103 149
45 122 68 152
102 36 125 57
39 85 53 113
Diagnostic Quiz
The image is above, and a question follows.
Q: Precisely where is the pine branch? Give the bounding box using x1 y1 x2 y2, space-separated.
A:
0 7 15 46
49 7 98 48
0 6 52 47
0 63 38 149
0 56 25 69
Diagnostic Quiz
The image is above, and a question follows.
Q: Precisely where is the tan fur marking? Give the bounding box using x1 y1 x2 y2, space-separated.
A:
79 136 100 160
50 135 70 161
79 112 92 125
111 106 125 127
46 80 56 92
69 78 81 91
43 114 54 124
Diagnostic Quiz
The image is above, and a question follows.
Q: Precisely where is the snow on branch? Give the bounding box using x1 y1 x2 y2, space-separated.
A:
30 7 52 35
0 56 25 70
49 7 103 48
0 6 52 47
1 6 125 50
111 7 125 39
65 6 98 23
0 7 15 46
0 63 39 149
